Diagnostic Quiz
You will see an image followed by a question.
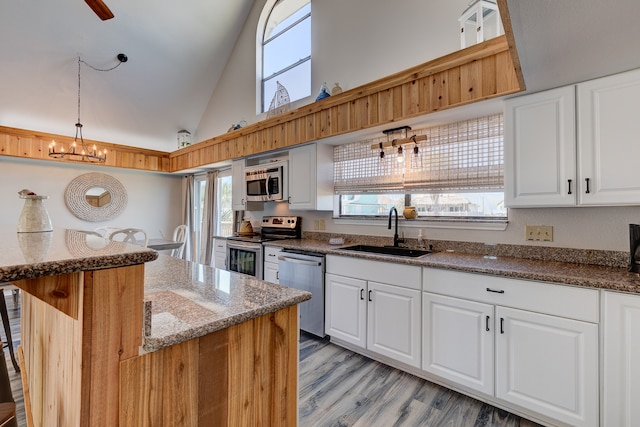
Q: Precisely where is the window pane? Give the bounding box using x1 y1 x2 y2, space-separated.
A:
410 192 506 218
265 3 311 41
216 175 233 236
340 194 405 216
263 15 310 77
263 60 311 111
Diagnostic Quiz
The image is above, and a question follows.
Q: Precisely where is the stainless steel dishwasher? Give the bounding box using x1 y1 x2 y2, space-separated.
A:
278 249 325 337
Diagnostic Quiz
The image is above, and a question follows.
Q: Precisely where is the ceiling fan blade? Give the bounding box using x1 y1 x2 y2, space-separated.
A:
84 0 114 20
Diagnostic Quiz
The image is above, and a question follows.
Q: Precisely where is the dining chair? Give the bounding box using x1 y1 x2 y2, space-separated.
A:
171 224 188 258
108 228 149 247
94 226 121 237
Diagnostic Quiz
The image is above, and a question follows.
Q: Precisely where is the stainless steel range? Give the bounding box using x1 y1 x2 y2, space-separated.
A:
226 216 301 279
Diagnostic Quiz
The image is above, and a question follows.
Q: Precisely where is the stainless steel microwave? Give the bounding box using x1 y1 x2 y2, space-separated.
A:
244 160 288 202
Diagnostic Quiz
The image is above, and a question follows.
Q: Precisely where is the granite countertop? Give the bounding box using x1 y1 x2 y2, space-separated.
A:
0 227 158 282
142 254 311 352
264 239 640 294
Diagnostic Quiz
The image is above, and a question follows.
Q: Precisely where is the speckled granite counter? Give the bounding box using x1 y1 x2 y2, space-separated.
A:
0 227 158 282
143 254 311 352
264 239 640 294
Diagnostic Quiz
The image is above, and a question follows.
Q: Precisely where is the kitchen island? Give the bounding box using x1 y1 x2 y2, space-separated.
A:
0 227 310 426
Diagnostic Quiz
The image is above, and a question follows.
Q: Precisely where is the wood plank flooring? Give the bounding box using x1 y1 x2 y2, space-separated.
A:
299 333 543 427
3 292 541 427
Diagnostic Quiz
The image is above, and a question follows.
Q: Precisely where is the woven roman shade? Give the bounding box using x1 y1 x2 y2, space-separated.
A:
334 114 504 194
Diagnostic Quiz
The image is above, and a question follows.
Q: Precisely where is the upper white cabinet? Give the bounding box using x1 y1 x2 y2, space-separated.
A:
505 67 640 207
288 143 333 211
602 291 640 427
505 85 576 207
231 159 247 210
231 159 263 211
577 68 640 205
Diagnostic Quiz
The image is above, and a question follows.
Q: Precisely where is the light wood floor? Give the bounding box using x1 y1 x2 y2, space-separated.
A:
3 293 541 427
299 333 543 427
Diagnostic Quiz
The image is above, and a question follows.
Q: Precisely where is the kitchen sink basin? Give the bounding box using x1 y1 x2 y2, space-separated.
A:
340 244 431 257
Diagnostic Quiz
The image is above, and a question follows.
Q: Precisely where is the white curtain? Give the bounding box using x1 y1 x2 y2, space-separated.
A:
182 175 195 261
199 171 218 265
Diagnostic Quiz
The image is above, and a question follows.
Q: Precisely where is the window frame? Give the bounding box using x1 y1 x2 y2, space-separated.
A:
256 0 311 114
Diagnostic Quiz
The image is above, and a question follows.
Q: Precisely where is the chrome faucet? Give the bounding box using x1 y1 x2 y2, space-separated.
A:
388 207 403 247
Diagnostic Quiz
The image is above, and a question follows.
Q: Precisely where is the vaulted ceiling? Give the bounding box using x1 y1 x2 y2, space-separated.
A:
1 0 639 153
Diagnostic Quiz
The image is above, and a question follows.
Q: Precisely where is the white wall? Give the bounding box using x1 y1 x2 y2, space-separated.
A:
196 0 468 141
0 156 184 240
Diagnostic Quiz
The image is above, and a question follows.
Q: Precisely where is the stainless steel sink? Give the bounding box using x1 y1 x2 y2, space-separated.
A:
340 244 431 257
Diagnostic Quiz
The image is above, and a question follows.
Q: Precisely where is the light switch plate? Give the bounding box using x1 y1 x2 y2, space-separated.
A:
525 225 553 242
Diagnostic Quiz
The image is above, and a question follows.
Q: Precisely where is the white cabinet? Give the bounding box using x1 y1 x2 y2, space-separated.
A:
325 273 367 347
505 85 576 207
577 68 640 205
263 246 282 284
505 67 640 207
603 291 640 427
213 238 227 269
422 293 494 395
325 255 421 368
495 306 598 427
231 159 262 211
288 143 333 211
423 268 599 427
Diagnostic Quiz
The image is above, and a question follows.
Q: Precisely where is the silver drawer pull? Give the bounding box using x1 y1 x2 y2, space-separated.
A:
486 288 505 294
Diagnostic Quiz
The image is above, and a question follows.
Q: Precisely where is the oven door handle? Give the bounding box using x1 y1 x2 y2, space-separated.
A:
278 256 321 266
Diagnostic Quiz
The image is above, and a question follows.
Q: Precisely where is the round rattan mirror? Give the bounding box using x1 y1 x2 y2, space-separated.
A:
65 172 127 221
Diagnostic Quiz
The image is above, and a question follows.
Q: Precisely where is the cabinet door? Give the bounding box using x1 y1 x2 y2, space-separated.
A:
603 291 640 427
496 306 598 427
214 253 227 270
578 68 640 205
325 273 366 348
231 159 246 210
504 85 576 207
367 281 421 368
422 293 494 395
263 261 279 284
288 144 316 210
288 143 333 211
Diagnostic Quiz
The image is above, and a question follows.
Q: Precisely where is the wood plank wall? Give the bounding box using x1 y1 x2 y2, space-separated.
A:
0 126 171 172
0 35 522 173
119 306 299 426
168 36 521 172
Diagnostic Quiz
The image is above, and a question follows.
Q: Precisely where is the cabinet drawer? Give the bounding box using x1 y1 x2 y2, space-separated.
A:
327 255 421 290
423 268 599 323
213 238 227 253
264 245 282 261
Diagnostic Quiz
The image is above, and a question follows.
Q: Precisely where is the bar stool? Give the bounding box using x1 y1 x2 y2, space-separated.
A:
0 286 18 373
0 339 16 427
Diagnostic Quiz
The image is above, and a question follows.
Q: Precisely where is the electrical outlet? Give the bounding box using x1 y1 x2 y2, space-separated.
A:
313 220 319 230
318 219 326 230
525 225 553 242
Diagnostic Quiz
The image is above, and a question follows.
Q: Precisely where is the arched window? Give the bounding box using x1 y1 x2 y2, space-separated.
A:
258 0 311 113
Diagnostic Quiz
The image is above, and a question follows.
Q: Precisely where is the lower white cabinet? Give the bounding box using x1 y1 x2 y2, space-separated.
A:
422 293 494 395
263 246 282 284
603 291 640 427
325 255 421 368
213 238 227 269
423 268 599 427
495 306 598 427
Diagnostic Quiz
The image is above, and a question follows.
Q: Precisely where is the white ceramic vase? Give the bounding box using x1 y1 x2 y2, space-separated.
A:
17 195 53 233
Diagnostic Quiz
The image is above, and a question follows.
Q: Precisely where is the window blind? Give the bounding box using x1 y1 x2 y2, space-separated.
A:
333 114 504 194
